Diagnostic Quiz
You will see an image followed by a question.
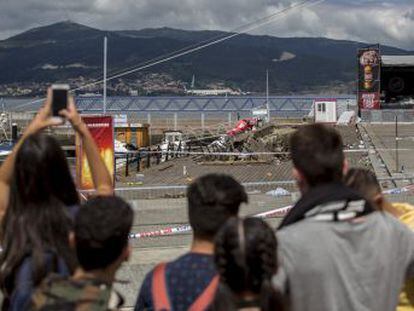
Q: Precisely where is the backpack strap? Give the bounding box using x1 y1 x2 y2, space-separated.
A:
188 275 219 311
151 263 171 311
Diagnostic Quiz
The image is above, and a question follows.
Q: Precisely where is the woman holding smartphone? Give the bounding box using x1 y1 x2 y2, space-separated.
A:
0 88 113 310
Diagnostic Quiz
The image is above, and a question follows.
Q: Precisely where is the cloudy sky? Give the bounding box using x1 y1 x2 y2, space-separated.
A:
0 0 413 50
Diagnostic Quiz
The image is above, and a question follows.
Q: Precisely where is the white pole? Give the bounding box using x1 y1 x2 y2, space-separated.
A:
147 113 152 145
174 113 178 131
103 36 108 114
147 112 151 125
201 113 205 130
266 69 270 123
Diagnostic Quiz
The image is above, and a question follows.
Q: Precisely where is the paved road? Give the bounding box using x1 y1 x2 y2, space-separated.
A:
363 123 414 188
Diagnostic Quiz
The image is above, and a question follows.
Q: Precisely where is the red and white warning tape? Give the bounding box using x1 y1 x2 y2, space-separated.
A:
383 185 414 195
129 225 192 239
129 205 292 239
254 205 292 219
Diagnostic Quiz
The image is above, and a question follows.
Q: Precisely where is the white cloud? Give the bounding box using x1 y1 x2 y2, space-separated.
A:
254 3 414 49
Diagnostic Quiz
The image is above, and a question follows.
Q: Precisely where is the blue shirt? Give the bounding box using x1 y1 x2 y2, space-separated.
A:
3 205 78 311
135 253 216 311
7 254 70 311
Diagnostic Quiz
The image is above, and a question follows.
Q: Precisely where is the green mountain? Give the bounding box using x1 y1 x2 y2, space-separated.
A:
0 21 410 93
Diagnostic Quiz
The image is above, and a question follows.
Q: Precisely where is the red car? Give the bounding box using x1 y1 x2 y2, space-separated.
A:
227 118 259 137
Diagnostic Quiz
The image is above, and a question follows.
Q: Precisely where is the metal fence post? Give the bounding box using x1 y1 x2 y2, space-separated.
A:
11 123 18 143
395 114 399 173
136 152 141 172
147 149 151 168
156 146 161 164
125 154 129 177
147 113 152 145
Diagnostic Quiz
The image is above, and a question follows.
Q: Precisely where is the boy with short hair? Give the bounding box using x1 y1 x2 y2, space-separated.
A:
31 196 133 310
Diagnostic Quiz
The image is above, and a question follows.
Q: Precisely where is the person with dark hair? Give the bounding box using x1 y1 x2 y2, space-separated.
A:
345 168 414 311
31 196 133 310
135 174 247 311
344 168 382 206
0 89 113 310
211 217 285 311
274 124 414 311
278 124 371 228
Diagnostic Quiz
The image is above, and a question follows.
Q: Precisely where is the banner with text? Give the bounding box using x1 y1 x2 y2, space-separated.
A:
358 47 381 110
76 115 114 190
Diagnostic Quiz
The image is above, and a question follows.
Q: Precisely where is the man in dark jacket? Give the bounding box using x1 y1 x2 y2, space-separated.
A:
275 124 414 311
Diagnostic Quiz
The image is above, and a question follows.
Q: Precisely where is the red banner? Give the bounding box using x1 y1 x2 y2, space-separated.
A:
358 47 381 110
76 116 114 190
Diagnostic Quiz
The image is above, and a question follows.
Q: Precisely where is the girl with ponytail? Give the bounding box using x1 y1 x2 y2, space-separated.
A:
211 217 285 311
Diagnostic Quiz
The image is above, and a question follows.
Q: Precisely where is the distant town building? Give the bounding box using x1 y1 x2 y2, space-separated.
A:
185 88 241 96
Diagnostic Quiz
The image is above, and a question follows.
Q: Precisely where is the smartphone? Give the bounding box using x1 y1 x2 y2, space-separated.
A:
51 84 69 117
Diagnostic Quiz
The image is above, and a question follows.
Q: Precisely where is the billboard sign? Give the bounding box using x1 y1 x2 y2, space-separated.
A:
76 115 114 190
358 47 381 109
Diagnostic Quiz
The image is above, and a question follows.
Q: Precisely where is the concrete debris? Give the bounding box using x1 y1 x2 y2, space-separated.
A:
266 187 291 197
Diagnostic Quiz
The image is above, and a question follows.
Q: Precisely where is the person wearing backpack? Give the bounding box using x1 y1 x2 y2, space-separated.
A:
0 89 113 310
135 174 247 311
31 196 133 310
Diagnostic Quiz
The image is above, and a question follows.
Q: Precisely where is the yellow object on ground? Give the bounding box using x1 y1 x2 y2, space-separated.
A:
393 203 414 311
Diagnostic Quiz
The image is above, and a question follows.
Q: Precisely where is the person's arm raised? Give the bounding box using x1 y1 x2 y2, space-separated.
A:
0 89 62 214
60 97 113 196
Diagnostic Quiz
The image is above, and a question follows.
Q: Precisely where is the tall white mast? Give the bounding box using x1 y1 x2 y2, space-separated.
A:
266 69 270 123
103 36 108 114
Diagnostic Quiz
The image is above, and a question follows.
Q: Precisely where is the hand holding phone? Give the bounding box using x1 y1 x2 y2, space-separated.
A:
25 88 65 134
51 84 70 117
